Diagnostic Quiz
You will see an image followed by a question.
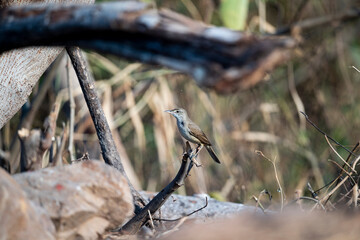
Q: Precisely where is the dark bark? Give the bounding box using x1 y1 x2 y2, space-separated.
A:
120 142 193 235
66 46 146 210
0 2 295 93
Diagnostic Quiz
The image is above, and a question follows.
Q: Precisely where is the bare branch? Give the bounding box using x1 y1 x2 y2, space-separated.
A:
255 150 285 212
152 197 208 222
119 142 193 235
300 112 357 157
66 46 146 210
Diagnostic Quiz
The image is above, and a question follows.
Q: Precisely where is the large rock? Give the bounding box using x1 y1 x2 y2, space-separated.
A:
0 168 55 240
14 160 134 240
142 193 255 220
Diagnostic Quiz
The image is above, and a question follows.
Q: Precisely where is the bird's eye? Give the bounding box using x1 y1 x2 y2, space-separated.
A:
175 110 179 113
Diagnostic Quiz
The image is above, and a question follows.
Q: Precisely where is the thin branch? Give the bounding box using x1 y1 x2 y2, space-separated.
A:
321 152 360 206
321 175 351 205
66 46 146 211
147 210 155 230
327 159 356 185
325 136 357 174
275 8 360 35
300 111 357 157
307 182 318 198
119 142 193 235
152 197 208 222
353 185 358 208
255 150 285 212
315 142 359 195
66 55 76 162
53 123 68 167
251 195 266 213
351 66 360 73
287 196 326 211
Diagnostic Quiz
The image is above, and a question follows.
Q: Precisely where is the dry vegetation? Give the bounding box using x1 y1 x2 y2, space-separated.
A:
1 0 360 223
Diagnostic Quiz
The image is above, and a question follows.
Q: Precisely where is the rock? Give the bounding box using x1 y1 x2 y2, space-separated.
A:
14 160 134 240
142 192 256 220
0 168 55 240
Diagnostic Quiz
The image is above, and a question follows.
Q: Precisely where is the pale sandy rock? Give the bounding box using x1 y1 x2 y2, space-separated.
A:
14 160 134 240
0 168 55 240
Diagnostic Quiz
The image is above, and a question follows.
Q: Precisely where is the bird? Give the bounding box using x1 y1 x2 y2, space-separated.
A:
165 108 221 164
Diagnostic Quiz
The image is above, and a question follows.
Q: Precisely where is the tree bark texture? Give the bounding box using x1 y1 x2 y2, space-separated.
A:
0 1 296 128
0 0 94 129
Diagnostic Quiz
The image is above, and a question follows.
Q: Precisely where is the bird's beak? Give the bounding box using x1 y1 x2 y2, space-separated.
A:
164 110 175 116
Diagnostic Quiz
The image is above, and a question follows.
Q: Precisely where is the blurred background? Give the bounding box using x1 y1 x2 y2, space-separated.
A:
1 0 360 209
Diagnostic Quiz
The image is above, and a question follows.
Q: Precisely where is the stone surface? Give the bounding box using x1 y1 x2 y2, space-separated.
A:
14 160 134 240
0 168 55 240
142 192 256 221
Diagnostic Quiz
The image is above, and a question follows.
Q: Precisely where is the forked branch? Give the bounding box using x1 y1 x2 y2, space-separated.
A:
120 142 193 235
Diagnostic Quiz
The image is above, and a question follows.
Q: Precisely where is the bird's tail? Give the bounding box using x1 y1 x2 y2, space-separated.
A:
205 145 221 164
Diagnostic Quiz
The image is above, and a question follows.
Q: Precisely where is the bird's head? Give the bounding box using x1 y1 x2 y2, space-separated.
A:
165 108 188 121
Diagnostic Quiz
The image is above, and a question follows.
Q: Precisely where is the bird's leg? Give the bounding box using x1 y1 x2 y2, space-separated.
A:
186 160 194 177
189 144 203 167
194 144 203 157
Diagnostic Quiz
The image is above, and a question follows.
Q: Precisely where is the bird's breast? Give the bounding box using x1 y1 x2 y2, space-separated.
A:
177 120 201 144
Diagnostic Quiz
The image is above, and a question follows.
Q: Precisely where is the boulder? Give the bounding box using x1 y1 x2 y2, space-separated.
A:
0 168 55 240
14 160 134 240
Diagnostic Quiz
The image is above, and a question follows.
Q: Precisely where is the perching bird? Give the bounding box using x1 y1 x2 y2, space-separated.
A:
165 108 221 164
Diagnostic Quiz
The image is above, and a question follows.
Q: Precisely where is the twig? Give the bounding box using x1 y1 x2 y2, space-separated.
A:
353 185 358 208
119 142 193 235
255 150 285 211
147 210 155 230
66 46 146 211
66 55 76 162
307 182 318 198
275 8 360 35
300 111 357 157
351 66 360 73
287 196 326 211
52 123 68 167
152 197 208 222
251 195 266 213
321 153 360 206
288 63 306 131
327 159 356 185
315 142 359 195
334 188 354 206
325 136 357 174
321 175 351 205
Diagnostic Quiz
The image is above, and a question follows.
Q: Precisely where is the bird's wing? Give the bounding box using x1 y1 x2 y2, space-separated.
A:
188 122 212 145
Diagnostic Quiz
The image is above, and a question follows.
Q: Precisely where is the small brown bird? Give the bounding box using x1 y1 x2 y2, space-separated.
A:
165 108 220 164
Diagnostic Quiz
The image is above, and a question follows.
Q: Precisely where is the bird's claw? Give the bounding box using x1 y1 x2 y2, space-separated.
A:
189 155 202 167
